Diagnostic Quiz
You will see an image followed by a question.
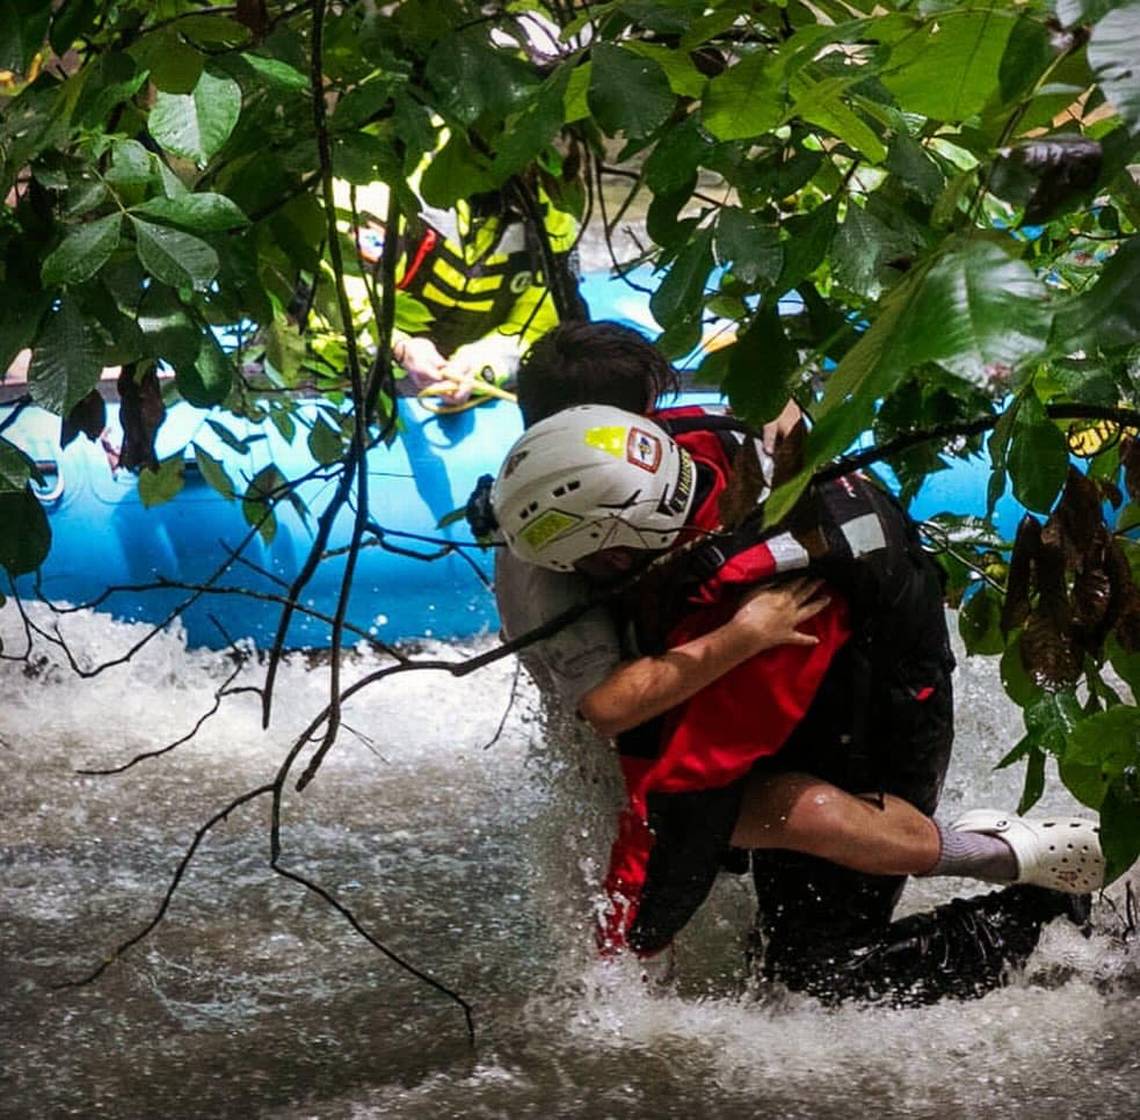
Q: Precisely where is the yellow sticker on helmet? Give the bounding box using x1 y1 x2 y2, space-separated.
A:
583 425 628 459
518 509 580 553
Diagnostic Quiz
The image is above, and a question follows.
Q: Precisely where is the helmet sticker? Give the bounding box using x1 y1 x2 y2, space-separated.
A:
518 508 581 553
583 425 628 459
626 427 662 473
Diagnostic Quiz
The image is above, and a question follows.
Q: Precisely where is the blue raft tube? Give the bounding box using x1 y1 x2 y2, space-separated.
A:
1 381 1030 651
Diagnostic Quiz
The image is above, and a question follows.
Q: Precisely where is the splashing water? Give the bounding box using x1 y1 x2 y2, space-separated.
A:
1 603 1138 1120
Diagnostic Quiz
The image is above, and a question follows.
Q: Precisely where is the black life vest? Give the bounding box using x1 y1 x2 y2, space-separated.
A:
650 407 948 664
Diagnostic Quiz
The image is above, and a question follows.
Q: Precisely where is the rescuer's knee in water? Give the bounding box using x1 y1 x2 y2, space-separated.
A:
755 884 1092 1008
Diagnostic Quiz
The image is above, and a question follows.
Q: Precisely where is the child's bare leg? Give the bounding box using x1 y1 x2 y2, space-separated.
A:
730 771 940 876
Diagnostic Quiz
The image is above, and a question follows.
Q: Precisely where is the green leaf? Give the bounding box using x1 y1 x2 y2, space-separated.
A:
625 40 705 99
715 208 783 289
1017 746 1046 814
175 14 250 45
132 192 249 232
149 70 242 166
995 734 1032 771
722 303 798 427
1061 703 1140 810
1101 780 1140 884
0 439 39 492
307 415 343 466
132 28 204 94
1053 235 1140 353
426 33 536 125
105 138 154 195
931 168 975 229
647 185 697 249
564 63 591 123
768 239 1051 526
242 465 284 544
137 286 201 369
997 14 1056 105
828 238 1048 427
830 202 893 299
333 131 399 185
1025 689 1083 757
1088 4 1140 134
649 225 714 328
0 490 51 576
131 217 219 291
74 50 148 129
787 73 886 163
205 418 259 455
27 296 103 415
1107 632 1140 699
41 212 121 287
50 0 99 57
702 51 784 141
1008 393 1068 513
885 130 945 203
269 408 296 444
775 199 838 293
419 133 496 209
644 116 714 196
0 291 49 376
192 443 235 500
959 586 1005 655
881 9 1017 121
492 68 570 178
78 281 145 367
999 631 1041 707
0 0 50 74
588 44 675 139
177 332 233 407
138 455 185 509
242 54 309 91
437 506 467 530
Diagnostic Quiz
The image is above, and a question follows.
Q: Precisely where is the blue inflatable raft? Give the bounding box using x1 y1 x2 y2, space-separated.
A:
2 385 1028 650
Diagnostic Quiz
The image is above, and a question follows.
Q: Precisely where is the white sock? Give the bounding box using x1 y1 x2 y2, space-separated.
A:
924 820 1018 883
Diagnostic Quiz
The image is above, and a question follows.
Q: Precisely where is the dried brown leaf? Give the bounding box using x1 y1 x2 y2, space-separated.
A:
1021 609 1080 690
1002 514 1041 634
1098 478 1124 510
769 419 806 490
1115 589 1140 654
1121 435 1140 505
118 362 165 473
1053 467 1104 554
60 390 106 449
718 435 767 530
236 0 268 35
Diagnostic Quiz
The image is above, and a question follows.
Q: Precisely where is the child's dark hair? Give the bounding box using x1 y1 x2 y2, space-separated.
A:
516 320 681 427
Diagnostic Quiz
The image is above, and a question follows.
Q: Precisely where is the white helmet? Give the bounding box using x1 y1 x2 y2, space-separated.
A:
492 404 696 571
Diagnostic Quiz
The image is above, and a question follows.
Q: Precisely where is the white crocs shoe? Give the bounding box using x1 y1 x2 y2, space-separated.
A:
951 809 1104 894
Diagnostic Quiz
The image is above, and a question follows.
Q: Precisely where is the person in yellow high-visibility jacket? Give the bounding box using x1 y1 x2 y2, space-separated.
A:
319 177 581 406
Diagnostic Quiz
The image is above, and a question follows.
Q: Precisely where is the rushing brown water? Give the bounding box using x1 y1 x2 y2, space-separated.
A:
2 603 1139 1120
